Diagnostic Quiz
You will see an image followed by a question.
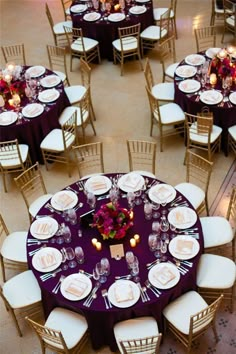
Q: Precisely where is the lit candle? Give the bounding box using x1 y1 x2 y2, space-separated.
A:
4 74 12 83
130 238 136 247
91 238 97 246
210 73 217 86
8 98 14 106
218 49 227 60
95 242 102 251
114 4 120 10
6 63 15 72
227 46 234 55
134 234 140 243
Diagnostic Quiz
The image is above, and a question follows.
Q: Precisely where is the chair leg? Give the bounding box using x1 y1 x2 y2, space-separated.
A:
10 308 23 337
2 173 7 193
0 255 6 282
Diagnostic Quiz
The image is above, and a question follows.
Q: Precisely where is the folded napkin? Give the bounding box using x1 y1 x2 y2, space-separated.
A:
187 55 201 65
38 252 57 269
180 81 198 92
202 91 219 103
123 174 140 189
175 239 194 255
179 67 194 76
91 177 107 191
114 283 134 303
85 12 98 21
65 279 88 297
45 76 58 85
153 186 172 201
34 222 51 235
154 266 176 285
131 5 145 13
29 68 41 76
173 209 192 225
40 90 57 101
0 114 13 124
25 105 40 116
55 192 74 209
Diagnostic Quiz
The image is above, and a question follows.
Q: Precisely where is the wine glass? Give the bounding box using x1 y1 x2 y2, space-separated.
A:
125 251 135 269
130 256 140 282
63 225 72 243
67 208 77 225
127 191 136 209
65 247 77 268
148 233 157 252
144 202 152 220
152 221 160 235
75 246 84 264
100 257 110 276
86 191 96 209
95 262 107 283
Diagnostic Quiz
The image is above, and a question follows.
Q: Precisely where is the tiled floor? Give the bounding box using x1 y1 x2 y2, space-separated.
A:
0 0 235 353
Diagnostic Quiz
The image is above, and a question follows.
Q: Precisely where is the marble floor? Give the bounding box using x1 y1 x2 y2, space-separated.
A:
0 0 235 353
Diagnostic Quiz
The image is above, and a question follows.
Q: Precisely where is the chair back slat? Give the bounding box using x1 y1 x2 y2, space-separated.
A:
1 44 26 65
72 142 104 178
127 140 157 175
119 334 162 354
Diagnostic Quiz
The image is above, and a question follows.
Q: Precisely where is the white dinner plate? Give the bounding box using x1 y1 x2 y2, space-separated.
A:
40 75 61 88
168 235 200 260
70 4 87 13
38 89 60 103
108 280 140 308
175 65 197 78
200 90 223 105
205 47 221 59
229 91 236 105
25 65 46 78
83 12 101 21
117 172 145 192
30 217 58 240
22 103 44 118
32 247 62 273
168 206 197 229
108 13 126 22
84 175 112 195
129 5 147 14
135 0 150 3
0 111 18 126
148 184 176 204
51 190 78 211
185 54 205 66
178 79 201 93
60 273 92 301
148 262 180 289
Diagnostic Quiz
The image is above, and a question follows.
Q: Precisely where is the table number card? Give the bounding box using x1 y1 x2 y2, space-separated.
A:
110 244 124 260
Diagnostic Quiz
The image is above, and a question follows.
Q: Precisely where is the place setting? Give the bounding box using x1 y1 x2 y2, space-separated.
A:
40 74 61 88
50 190 79 211
38 88 60 103
129 5 147 14
25 65 46 78
117 172 145 193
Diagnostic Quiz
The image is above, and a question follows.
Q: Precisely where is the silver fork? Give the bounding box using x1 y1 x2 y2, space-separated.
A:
65 186 79 194
144 280 160 297
52 275 65 294
101 289 109 309
40 267 62 281
28 244 46 256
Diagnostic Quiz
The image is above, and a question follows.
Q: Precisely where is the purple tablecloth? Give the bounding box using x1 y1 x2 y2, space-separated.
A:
0 67 70 163
71 0 154 60
174 53 236 155
27 174 203 351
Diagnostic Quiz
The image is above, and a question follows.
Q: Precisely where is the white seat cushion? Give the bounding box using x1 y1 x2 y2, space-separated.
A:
45 307 88 350
153 8 174 21
0 144 29 168
140 25 167 41
1 231 27 262
200 216 233 248
112 36 138 52
165 62 179 78
29 194 53 217
40 129 75 151
64 85 86 105
71 37 99 53
133 170 156 179
197 254 236 288
154 103 185 124
58 106 89 127
189 123 222 144
53 70 66 83
3 270 41 308
152 82 174 101
175 182 205 209
53 20 72 35
226 15 235 27
163 291 208 335
114 316 159 353
228 125 236 140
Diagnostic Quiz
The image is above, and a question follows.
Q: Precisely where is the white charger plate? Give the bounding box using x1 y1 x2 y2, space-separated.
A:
70 4 87 13
40 75 61 88
25 65 45 78
84 175 112 195
229 91 236 105
32 247 62 272
30 217 58 240
60 273 92 301
168 235 200 260
135 0 150 3
148 183 176 204
200 90 223 105
168 206 197 229
0 111 18 126
108 13 126 22
185 54 205 66
117 172 145 192
83 12 101 21
175 65 197 78
129 5 147 14
38 89 60 103
205 47 221 59
108 280 140 308
22 103 44 118
51 190 78 211
178 79 201 93
148 262 180 289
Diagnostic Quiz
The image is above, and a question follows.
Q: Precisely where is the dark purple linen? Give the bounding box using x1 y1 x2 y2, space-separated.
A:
27 174 203 351
71 1 154 60
0 67 70 163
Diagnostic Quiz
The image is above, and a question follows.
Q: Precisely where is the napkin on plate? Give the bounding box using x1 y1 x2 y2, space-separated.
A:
152 186 172 201
175 239 194 255
91 177 107 191
173 209 192 225
55 192 74 209
34 222 51 235
154 266 176 285
0 114 13 124
38 252 57 268
114 283 134 302
25 105 40 116
202 91 219 103
40 90 57 101
65 279 88 297
123 174 140 189
45 76 58 85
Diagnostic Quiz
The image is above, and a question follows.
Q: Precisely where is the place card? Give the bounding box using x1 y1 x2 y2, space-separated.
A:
110 244 124 260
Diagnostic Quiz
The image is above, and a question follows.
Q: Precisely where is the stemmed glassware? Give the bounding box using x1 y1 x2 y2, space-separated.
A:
86 191 96 209
127 191 135 209
95 262 107 283
129 256 140 282
75 246 84 264
100 257 110 276
125 251 135 269
65 247 77 268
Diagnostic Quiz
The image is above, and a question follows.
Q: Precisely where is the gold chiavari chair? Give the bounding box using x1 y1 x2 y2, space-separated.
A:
46 44 70 86
1 43 26 65
194 25 217 52
127 140 157 178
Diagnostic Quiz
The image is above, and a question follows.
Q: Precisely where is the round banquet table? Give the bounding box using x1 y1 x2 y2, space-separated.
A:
27 173 203 351
0 66 70 163
71 0 154 60
174 51 236 155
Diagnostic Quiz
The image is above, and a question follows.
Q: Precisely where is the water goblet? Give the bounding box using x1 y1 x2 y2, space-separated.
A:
86 191 96 209
65 247 77 268
160 215 169 232
148 233 157 252
101 257 110 276
75 246 84 264
127 191 136 209
152 202 160 219
144 202 152 220
55 223 65 244
152 221 160 235
67 208 77 225
125 251 135 269
95 262 107 283
63 225 72 243
130 256 140 282
160 240 167 261
135 189 142 205
155 237 162 259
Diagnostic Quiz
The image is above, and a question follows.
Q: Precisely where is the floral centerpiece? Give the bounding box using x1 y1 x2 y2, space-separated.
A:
91 202 134 241
210 48 236 80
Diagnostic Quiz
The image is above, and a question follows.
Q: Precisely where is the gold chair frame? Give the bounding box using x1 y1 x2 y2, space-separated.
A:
1 43 26 65
154 0 178 39
72 142 104 178
158 35 177 82
221 0 236 43
60 0 72 21
194 26 217 52
45 3 69 47
80 58 96 121
47 44 70 86
127 140 157 176
228 128 236 155
210 0 225 25
119 334 162 354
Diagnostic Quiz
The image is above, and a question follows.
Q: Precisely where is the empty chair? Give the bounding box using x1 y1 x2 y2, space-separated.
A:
210 0 225 25
60 0 72 20
40 109 77 176
45 3 72 47
200 185 236 260
1 43 26 65
0 270 42 337
184 112 222 162
114 317 162 354
175 150 213 215
112 23 143 76
0 214 28 282
46 44 70 86
14 162 53 222
222 0 236 43
127 140 157 178
194 26 217 52
158 35 179 82
64 25 101 71
228 125 236 155
196 254 236 313
72 142 104 179
163 291 223 353
0 139 31 193
153 0 178 39
141 8 170 57
26 307 89 353
145 86 185 152
144 57 174 103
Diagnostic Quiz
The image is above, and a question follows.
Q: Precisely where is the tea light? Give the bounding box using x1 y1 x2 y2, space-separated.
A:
218 49 227 60
6 63 15 72
95 241 102 251
227 46 234 55
8 98 14 106
130 238 136 247
129 210 134 220
91 238 97 246
210 73 217 86
114 4 120 10
134 234 140 243
4 74 12 83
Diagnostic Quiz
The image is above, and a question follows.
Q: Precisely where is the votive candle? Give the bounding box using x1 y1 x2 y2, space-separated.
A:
95 241 102 251
91 238 97 246
134 234 140 243
130 238 136 247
